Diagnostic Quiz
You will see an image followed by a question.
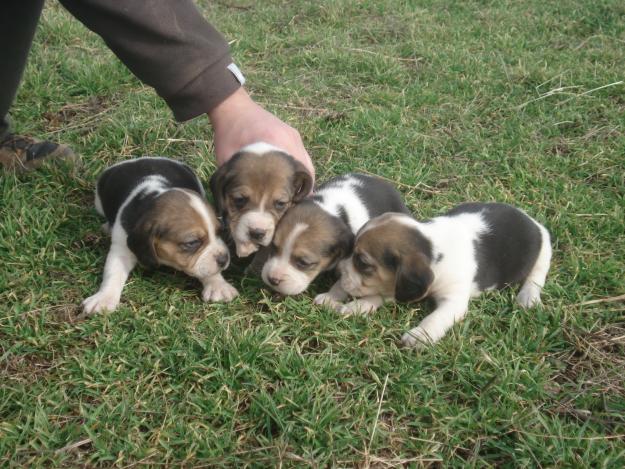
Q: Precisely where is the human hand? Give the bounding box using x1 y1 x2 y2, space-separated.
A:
208 88 315 183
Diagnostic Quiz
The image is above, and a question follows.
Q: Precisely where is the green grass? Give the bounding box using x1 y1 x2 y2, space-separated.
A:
2 0 624 466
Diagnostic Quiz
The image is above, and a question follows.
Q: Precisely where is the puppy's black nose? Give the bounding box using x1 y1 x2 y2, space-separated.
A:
215 252 229 268
249 228 266 241
268 276 281 286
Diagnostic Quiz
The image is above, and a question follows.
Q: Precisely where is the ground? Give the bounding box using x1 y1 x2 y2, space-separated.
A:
1 0 624 466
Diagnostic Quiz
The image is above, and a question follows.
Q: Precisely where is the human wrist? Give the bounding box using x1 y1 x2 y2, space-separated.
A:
207 87 253 129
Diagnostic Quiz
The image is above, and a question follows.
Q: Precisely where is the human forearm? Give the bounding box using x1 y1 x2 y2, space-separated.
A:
59 0 242 121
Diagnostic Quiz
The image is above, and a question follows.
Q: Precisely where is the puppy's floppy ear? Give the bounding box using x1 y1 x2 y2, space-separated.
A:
394 253 433 303
290 160 313 201
327 221 354 270
126 216 160 269
209 158 235 217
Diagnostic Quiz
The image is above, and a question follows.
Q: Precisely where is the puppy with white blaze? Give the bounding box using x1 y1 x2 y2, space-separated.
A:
209 142 313 258
338 203 552 347
82 157 237 315
261 173 410 299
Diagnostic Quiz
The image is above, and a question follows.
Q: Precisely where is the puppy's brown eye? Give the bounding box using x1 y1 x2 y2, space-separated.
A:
354 253 374 274
293 256 317 270
274 200 288 211
180 239 202 252
232 195 248 209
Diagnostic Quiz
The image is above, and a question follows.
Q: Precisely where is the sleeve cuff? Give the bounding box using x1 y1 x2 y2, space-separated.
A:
163 55 246 122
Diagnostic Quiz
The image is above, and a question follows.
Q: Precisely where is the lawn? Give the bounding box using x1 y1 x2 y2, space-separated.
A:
1 0 624 466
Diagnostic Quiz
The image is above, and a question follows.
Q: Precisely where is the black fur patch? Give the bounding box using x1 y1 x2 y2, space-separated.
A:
337 205 350 226
324 217 355 270
447 203 542 290
411 228 433 262
349 174 411 218
120 189 158 234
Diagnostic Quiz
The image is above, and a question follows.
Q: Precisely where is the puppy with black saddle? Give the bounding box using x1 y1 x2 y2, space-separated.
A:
82 157 237 315
337 203 552 347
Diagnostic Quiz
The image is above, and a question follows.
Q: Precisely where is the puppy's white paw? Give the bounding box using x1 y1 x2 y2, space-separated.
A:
81 290 119 315
338 299 377 316
314 292 343 309
516 284 542 308
401 327 432 348
202 280 238 302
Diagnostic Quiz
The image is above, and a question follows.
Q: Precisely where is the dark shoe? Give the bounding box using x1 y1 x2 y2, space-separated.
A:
0 134 78 172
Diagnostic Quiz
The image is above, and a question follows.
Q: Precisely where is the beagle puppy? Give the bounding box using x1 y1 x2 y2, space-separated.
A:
261 173 410 298
82 157 237 315
337 203 552 347
209 142 313 258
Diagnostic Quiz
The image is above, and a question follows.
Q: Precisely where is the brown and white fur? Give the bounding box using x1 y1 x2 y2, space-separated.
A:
338 203 552 347
82 157 237 315
209 142 313 258
261 173 410 297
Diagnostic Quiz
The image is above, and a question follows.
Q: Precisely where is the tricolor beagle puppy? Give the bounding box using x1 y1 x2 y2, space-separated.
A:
261 173 410 298
337 203 552 347
209 142 313 258
82 157 237 315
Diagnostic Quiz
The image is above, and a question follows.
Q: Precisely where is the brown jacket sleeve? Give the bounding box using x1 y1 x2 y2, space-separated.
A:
58 0 242 121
